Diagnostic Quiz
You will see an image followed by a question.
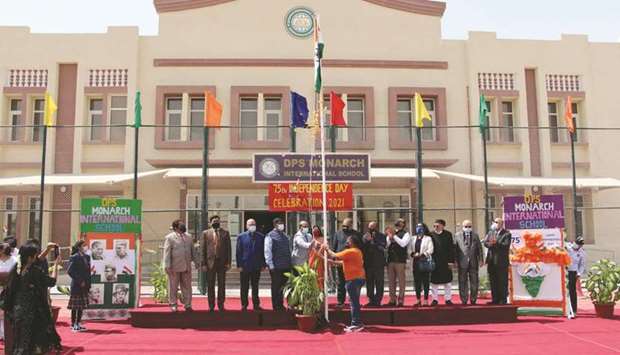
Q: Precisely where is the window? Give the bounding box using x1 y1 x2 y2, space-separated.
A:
27 197 41 240
570 102 584 143
240 97 258 141
396 97 436 142
9 99 22 142
264 98 282 141
89 98 104 141
189 97 204 142
165 97 182 141
488 194 500 226
238 95 283 142
2 197 17 238
549 100 585 144
32 99 44 142
548 102 564 143
483 100 492 142
109 96 127 143
324 94 368 143
500 101 515 142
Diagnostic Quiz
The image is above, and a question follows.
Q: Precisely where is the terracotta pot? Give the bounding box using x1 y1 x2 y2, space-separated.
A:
593 302 615 319
52 306 61 323
295 314 317 333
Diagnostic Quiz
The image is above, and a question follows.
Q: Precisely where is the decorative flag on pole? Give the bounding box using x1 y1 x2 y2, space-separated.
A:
291 91 309 128
479 94 489 134
565 96 575 134
44 92 57 127
308 110 321 137
414 93 431 128
329 91 346 127
134 91 142 128
313 15 324 93
204 91 223 127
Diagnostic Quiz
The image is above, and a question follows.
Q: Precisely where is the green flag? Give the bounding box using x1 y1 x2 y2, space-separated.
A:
479 94 488 134
313 16 324 93
134 91 142 128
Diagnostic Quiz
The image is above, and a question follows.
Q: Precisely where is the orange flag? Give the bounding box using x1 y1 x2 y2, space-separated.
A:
204 91 223 127
564 96 575 134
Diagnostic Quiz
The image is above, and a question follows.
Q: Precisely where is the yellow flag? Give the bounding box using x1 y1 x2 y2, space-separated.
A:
44 92 57 127
414 93 431 128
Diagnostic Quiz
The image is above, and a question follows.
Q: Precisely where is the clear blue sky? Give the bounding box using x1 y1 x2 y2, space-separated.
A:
0 0 619 42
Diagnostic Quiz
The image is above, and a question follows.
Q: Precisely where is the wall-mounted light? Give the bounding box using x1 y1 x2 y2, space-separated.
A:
59 186 67 193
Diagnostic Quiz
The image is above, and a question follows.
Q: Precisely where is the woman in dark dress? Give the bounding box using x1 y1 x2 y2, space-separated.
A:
67 240 91 332
4 243 62 354
430 219 456 306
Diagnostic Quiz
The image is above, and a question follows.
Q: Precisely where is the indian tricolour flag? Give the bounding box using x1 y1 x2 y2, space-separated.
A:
313 15 324 93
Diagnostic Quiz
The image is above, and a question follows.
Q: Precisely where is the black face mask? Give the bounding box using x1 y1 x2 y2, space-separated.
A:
368 229 375 234
212 222 220 229
342 226 350 232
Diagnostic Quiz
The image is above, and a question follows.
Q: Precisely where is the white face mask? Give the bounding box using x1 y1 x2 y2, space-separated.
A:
277 224 285 231
301 227 309 234
248 225 256 233
491 223 498 231
463 227 472 233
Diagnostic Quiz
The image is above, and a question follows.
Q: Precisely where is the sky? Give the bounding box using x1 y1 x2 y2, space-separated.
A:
0 0 619 42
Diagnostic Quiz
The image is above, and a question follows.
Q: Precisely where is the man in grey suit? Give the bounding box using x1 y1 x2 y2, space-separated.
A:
484 217 512 305
454 220 484 305
163 220 195 312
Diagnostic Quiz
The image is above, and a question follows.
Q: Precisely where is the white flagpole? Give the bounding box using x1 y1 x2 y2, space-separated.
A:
318 93 329 322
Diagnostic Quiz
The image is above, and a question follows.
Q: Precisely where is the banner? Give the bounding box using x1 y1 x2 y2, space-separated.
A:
504 193 569 315
268 183 353 211
80 198 141 319
253 153 370 183
503 194 564 230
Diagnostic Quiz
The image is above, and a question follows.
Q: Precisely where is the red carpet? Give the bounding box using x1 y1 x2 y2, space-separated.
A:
2 297 619 355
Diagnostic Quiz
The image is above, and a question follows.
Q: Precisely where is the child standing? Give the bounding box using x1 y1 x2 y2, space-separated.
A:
67 240 92 332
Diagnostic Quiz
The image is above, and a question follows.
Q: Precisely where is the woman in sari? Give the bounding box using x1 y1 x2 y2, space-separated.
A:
308 225 326 290
4 243 62 354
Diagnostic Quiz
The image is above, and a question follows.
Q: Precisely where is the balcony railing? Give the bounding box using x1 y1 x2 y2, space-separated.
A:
88 69 129 87
7 69 48 88
478 72 515 91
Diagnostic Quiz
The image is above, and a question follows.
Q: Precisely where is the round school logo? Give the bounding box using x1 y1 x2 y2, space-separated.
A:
259 158 280 178
285 7 315 39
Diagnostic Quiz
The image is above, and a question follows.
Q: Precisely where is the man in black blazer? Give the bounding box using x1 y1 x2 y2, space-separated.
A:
362 221 387 307
483 218 512 305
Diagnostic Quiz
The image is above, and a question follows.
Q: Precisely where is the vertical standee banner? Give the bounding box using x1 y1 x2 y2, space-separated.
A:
80 198 142 319
503 193 571 315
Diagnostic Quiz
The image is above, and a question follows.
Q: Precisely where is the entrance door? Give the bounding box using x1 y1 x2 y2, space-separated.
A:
244 211 285 236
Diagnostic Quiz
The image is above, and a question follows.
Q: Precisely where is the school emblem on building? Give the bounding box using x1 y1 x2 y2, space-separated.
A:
258 158 280 179
285 7 315 38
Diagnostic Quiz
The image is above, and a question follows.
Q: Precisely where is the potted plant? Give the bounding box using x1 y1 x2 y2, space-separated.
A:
584 259 620 319
284 263 324 332
150 262 169 304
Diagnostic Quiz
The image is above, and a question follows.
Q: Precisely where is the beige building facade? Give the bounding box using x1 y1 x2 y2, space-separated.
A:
1 0 619 262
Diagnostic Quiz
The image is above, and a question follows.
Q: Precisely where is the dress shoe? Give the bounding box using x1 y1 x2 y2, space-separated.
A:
185 306 193 312
445 300 454 306
431 300 439 306
241 306 248 312
397 302 405 308
414 301 422 307
253 306 264 312
470 300 477 305
170 305 178 312
218 305 226 311
386 301 397 307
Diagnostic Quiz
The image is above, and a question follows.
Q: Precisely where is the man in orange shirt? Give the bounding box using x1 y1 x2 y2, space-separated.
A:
321 235 366 333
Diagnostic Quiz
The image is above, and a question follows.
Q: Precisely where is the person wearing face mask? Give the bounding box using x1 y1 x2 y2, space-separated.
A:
164 220 195 312
330 217 361 307
454 220 484 305
201 215 232 311
566 236 586 315
386 218 411 307
291 220 315 270
264 217 292 311
483 217 512 305
430 219 455 306
67 240 92 332
236 219 266 311
408 223 434 307
362 221 387 307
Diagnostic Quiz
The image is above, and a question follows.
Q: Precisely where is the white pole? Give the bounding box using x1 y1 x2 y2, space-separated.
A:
318 93 330 322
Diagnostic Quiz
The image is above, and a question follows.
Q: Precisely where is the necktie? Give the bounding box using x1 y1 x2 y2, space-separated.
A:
465 233 470 247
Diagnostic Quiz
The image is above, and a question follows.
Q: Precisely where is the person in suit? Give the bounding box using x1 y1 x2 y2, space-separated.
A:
386 218 411 307
236 218 266 311
408 223 434 307
163 219 195 312
330 217 361 307
484 217 512 305
264 217 292 311
362 221 387 307
291 220 314 269
201 215 232 311
67 240 92 332
430 219 455 306
454 220 484 305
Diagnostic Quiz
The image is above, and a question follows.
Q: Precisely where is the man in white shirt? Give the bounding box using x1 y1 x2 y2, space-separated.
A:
291 220 314 269
567 236 586 315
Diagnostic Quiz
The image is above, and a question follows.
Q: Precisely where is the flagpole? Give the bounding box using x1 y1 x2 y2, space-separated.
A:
133 123 139 200
38 124 48 241
318 91 330 322
200 125 209 295
415 126 424 223
570 119 578 238
482 127 490 234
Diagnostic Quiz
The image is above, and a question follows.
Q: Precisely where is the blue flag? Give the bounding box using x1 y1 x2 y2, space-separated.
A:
291 91 309 128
